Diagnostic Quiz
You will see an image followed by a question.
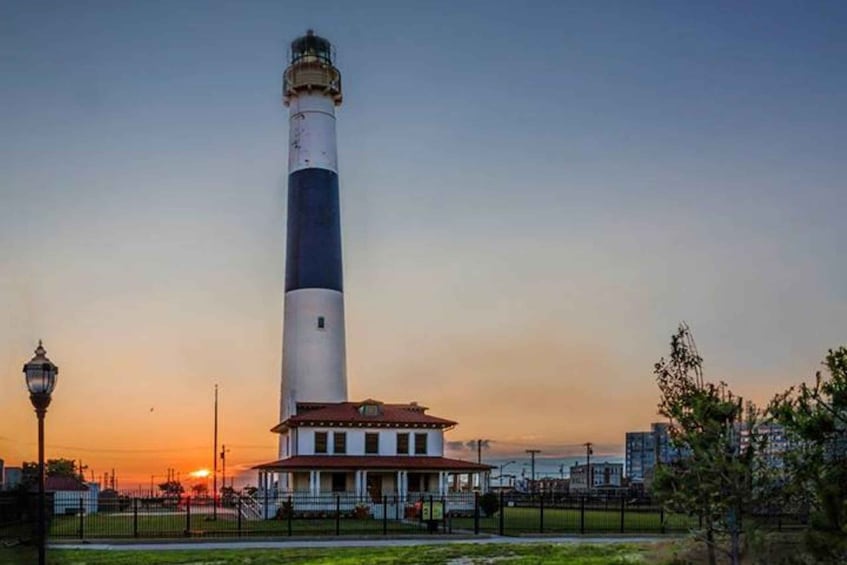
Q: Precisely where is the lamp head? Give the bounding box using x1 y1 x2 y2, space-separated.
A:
23 340 58 397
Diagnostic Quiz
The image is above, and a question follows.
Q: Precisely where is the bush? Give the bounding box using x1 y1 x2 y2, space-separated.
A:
479 492 499 517
275 500 293 520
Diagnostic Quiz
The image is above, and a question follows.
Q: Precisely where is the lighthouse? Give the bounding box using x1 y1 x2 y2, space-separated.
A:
279 30 347 453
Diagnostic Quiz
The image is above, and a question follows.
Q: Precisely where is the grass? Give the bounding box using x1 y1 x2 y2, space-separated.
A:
453 506 696 534
50 513 424 538
48 506 694 539
50 542 664 564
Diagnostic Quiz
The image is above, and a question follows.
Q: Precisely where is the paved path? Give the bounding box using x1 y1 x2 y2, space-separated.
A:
53 535 670 552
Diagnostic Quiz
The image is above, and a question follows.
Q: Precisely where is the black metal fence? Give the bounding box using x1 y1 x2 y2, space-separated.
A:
41 490 807 540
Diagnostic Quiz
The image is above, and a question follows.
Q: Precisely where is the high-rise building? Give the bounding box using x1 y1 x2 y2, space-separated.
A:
278 30 348 457
625 422 675 482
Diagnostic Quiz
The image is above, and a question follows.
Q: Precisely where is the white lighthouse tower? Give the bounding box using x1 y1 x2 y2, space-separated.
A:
279 30 348 457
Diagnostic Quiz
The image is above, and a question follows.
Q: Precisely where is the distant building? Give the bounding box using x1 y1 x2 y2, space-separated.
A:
3 467 22 490
569 462 623 492
35 476 99 515
626 422 681 483
534 477 569 495
0 458 4 489
740 422 796 469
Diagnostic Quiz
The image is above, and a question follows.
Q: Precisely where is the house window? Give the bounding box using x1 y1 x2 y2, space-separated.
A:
359 403 382 416
365 433 379 454
317 316 325 329
315 431 327 454
397 433 409 455
414 433 427 455
331 472 346 492
333 431 346 454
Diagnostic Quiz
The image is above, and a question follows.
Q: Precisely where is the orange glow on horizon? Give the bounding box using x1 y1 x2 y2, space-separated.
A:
188 469 211 479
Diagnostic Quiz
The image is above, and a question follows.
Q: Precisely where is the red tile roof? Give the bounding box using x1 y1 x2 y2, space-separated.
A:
254 455 492 472
271 400 458 432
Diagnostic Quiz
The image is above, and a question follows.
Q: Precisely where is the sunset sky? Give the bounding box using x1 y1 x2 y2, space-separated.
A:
1 1 845 487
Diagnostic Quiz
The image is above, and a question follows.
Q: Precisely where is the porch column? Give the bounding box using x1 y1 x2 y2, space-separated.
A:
354 471 361 498
361 470 368 500
314 471 321 495
438 471 445 496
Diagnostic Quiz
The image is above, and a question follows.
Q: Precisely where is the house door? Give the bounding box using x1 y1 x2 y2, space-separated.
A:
367 475 383 502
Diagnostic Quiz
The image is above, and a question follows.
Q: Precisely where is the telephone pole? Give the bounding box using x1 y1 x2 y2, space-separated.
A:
213 384 219 520
525 449 541 493
221 445 231 490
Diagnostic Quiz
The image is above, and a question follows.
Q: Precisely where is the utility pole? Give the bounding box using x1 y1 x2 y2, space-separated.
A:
221 445 231 490
583 442 593 492
213 384 219 520
525 449 541 493
475 439 489 464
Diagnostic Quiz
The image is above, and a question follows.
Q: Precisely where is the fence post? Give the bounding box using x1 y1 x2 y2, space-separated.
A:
78 496 84 540
441 496 447 534
237 495 242 537
473 491 480 535
498 490 504 536
539 492 544 534
335 495 341 536
264 488 269 520
620 496 625 534
287 495 292 537
133 496 139 538
580 495 585 534
395 494 399 521
383 495 388 535
185 496 191 537
660 505 665 534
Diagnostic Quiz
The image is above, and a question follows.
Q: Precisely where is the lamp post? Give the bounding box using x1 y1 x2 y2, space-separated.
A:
23 340 58 565
498 460 516 488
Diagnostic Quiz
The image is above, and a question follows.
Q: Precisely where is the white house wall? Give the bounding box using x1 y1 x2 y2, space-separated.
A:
294 427 444 456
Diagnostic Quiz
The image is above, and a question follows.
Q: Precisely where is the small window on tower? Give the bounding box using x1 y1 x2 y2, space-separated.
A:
317 316 326 329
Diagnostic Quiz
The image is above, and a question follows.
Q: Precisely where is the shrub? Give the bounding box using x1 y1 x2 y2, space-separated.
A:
479 492 500 517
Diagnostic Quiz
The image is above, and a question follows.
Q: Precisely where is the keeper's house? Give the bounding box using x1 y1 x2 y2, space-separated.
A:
254 399 491 507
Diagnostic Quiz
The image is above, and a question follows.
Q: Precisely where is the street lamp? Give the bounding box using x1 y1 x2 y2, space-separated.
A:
498 460 516 488
23 340 58 565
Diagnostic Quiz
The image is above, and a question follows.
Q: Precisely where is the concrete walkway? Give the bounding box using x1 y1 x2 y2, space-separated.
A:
53 535 670 551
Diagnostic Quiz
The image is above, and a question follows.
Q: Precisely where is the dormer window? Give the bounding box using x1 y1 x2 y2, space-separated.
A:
358 402 382 417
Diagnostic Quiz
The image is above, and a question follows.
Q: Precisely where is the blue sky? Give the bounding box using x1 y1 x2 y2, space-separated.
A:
1 1 845 482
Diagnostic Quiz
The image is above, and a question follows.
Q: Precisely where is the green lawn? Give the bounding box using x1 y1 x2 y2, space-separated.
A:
50 542 665 564
50 513 424 539
453 506 695 534
48 506 695 539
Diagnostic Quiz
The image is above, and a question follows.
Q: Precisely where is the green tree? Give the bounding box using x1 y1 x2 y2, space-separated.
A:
20 458 82 487
770 347 847 563
158 480 184 497
652 324 763 565
190 483 208 498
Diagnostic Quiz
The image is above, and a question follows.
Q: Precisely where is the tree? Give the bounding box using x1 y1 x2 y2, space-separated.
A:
770 347 847 563
158 480 184 497
190 483 208 498
652 324 763 565
20 458 82 488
